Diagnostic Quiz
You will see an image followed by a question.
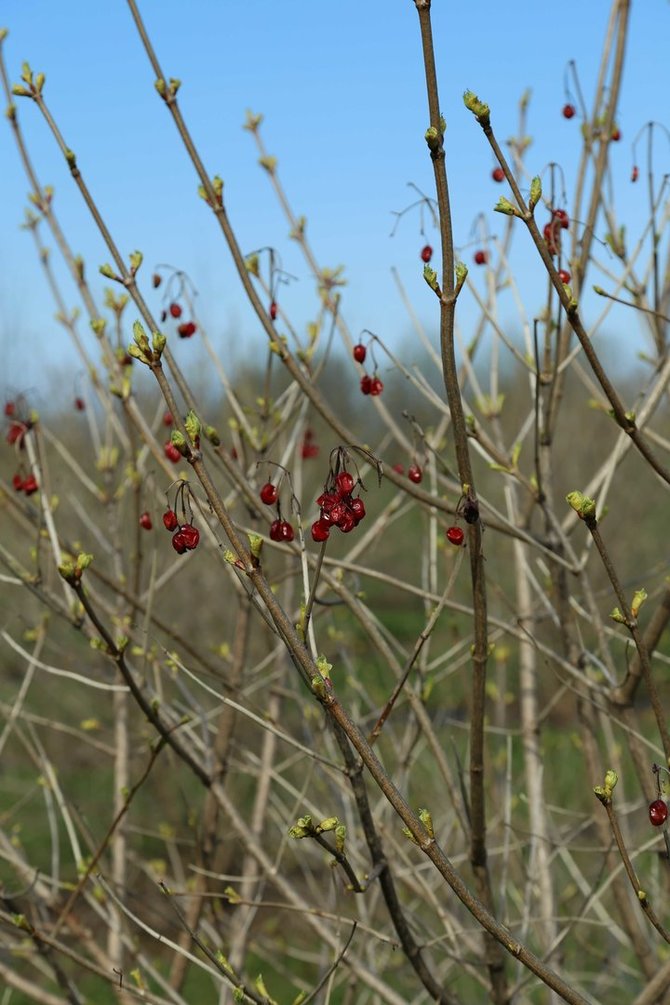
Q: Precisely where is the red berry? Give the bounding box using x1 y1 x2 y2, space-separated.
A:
558 269 571 284
562 103 576 119
180 523 200 550
631 165 639 183
335 471 355 496
172 530 188 554
279 520 294 542
269 519 283 542
260 482 278 505
339 507 357 533
4 401 16 417
163 508 179 531
301 441 319 459
408 464 423 484
474 249 488 266
177 321 197 338
163 410 174 426
353 342 367 364
611 127 621 142
491 167 504 183
165 442 181 463
311 519 330 543
169 302 182 319
543 222 560 256
7 422 26 446
360 374 372 395
152 273 161 288
350 496 366 523
649 799 668 827
74 397 85 411
552 208 570 229
420 244 433 263
269 301 278 321
391 463 404 475
446 525 464 546
139 511 152 531
12 473 23 491
22 474 38 496
369 376 384 396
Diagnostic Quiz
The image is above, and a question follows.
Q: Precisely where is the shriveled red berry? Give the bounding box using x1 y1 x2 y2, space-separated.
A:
353 342 367 364
163 410 174 426
338 507 357 533
269 301 278 321
22 474 38 496
446 525 464 546
649 799 668 827
491 167 504 183
552 208 570 229
165 442 181 463
350 496 366 523
558 269 571 284
335 471 355 496
152 273 161 288
316 491 338 514
4 401 16 417
172 530 188 554
163 508 179 531
420 244 433 263
169 302 182 319
360 375 372 395
631 165 639 183
408 464 423 484
611 127 621 142
474 249 488 266
260 482 278 505
311 519 330 542
370 376 384 396
139 511 152 531
180 523 200 550
562 103 576 119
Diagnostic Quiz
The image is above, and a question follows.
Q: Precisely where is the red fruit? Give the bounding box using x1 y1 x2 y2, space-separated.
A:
279 520 294 542
152 273 161 288
558 269 571 284
74 397 85 411
408 464 423 484
369 376 384 396
165 442 181 463
163 410 174 426
311 519 330 543
391 463 404 475
631 165 639 183
491 167 504 183
178 321 197 338
7 422 26 446
316 490 338 512
360 374 372 395
649 799 668 827
163 508 179 532
339 509 357 533
12 473 23 491
562 103 576 119
420 244 433 263
446 525 464 546
328 502 346 527
169 303 182 319
4 401 16 416
269 301 278 321
350 496 366 523
139 511 152 531
172 530 188 554
22 474 38 496
552 208 570 229
353 342 367 364
260 482 278 505
474 249 488 266
180 523 200 550
301 441 319 459
160 309 167 323
611 127 621 142
269 519 282 542
335 471 355 497
543 222 560 256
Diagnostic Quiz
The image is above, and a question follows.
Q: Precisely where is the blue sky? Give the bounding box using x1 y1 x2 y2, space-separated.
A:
1 1 668 397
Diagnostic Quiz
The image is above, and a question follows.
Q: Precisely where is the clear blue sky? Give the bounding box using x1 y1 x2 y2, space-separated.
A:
1 1 668 397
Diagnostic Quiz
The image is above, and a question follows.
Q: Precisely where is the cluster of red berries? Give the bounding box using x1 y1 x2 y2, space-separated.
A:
301 428 319 460
311 469 366 543
159 301 197 338
162 506 200 554
259 478 295 542
544 208 570 257
5 401 33 449
352 341 383 396
12 471 38 495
